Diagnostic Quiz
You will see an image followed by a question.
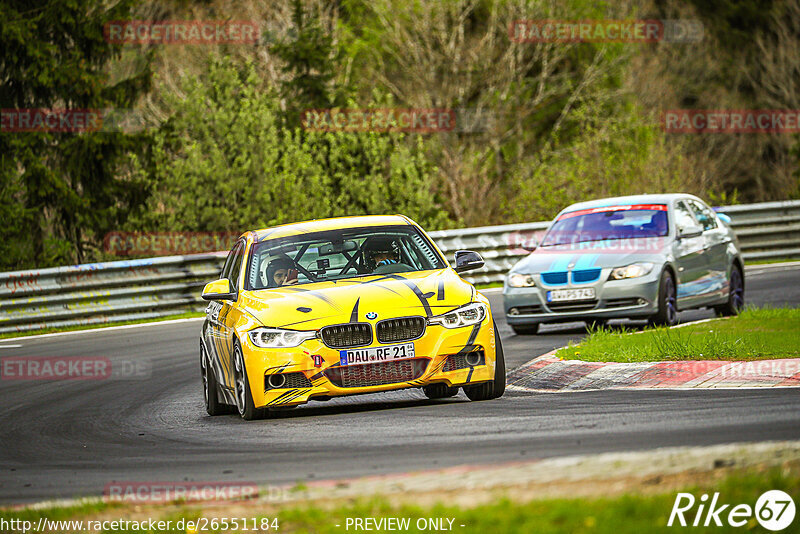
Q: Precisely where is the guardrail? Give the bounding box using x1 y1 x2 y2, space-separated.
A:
1 200 798 334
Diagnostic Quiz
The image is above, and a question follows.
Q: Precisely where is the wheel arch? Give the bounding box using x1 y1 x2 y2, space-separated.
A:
731 256 745 289
661 262 677 283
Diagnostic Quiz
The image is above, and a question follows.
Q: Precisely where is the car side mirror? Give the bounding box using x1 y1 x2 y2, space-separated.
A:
717 213 732 225
454 250 485 273
677 225 703 239
202 278 237 301
521 237 538 252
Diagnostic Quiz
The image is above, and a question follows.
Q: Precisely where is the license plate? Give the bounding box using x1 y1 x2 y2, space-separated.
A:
547 288 596 302
339 343 416 366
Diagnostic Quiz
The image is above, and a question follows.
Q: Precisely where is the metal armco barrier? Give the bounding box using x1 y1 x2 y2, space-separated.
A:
1 200 798 334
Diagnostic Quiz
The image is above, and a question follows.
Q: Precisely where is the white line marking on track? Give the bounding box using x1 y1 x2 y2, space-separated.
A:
1 317 204 341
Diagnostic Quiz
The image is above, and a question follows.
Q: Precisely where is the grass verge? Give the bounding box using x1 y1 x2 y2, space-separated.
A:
1 464 797 533
0 311 204 340
557 307 800 363
745 258 800 266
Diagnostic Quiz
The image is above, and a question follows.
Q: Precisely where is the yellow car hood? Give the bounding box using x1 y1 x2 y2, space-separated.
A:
239 269 475 330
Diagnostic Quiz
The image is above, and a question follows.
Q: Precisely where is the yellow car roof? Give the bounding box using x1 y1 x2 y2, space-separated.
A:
251 215 413 242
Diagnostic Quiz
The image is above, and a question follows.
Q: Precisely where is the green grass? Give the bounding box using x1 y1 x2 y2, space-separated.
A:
0 311 204 340
745 258 800 266
2 465 797 533
557 307 800 363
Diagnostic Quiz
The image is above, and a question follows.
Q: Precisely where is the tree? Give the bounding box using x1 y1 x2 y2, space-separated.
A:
270 0 344 127
134 56 450 233
0 0 153 269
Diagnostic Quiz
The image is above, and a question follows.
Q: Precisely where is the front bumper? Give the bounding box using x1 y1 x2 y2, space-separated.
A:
503 268 661 325
241 317 496 409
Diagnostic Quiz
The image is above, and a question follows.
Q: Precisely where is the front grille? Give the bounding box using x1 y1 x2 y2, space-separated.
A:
606 297 642 308
320 323 372 348
376 316 426 343
572 268 601 283
325 358 429 388
443 351 485 372
265 372 312 390
541 271 568 285
547 300 598 312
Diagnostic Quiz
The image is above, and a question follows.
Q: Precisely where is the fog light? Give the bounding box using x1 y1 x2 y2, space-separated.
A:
638 298 647 305
508 307 519 315
465 352 483 366
267 374 286 389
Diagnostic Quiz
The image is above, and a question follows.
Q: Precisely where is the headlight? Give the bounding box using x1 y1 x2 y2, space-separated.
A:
508 273 536 287
609 262 655 280
248 328 317 348
428 302 487 329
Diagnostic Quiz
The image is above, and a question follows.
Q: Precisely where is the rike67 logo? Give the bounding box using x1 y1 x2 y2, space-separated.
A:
668 490 795 531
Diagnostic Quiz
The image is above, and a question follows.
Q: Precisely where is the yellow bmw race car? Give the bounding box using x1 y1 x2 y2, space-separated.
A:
200 215 505 420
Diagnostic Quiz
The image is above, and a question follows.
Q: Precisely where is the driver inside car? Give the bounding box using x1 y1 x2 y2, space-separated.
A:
259 256 298 288
364 237 407 274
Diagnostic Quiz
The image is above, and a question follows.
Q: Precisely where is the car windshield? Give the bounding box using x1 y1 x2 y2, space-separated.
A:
246 225 447 289
541 204 669 247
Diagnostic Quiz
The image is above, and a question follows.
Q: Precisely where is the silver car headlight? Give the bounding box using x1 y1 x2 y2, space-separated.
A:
428 302 487 329
609 262 655 280
248 328 317 348
508 273 536 287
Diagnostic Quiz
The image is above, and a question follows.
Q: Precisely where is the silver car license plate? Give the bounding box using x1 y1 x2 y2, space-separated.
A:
547 288 596 302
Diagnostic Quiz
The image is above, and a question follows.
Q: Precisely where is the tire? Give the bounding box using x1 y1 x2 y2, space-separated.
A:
464 321 506 401
201 343 230 416
511 323 540 335
649 269 678 327
232 341 267 420
716 264 744 317
423 383 459 399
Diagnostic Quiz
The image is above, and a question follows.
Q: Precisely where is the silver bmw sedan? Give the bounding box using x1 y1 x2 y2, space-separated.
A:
503 194 745 334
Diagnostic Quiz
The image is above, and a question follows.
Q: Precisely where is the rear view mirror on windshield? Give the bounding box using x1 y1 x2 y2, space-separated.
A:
318 240 358 256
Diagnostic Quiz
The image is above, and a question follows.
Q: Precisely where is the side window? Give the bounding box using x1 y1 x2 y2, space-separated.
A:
674 201 697 232
227 241 245 291
688 200 718 231
220 243 238 279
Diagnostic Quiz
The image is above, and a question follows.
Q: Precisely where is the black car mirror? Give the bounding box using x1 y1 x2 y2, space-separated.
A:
454 250 485 273
678 225 703 239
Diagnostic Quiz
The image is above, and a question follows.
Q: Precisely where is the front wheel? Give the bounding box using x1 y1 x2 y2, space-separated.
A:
422 383 459 399
715 264 744 317
232 341 267 420
649 270 678 327
464 321 506 401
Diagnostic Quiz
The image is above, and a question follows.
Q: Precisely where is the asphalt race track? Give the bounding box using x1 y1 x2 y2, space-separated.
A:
1 264 798 505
